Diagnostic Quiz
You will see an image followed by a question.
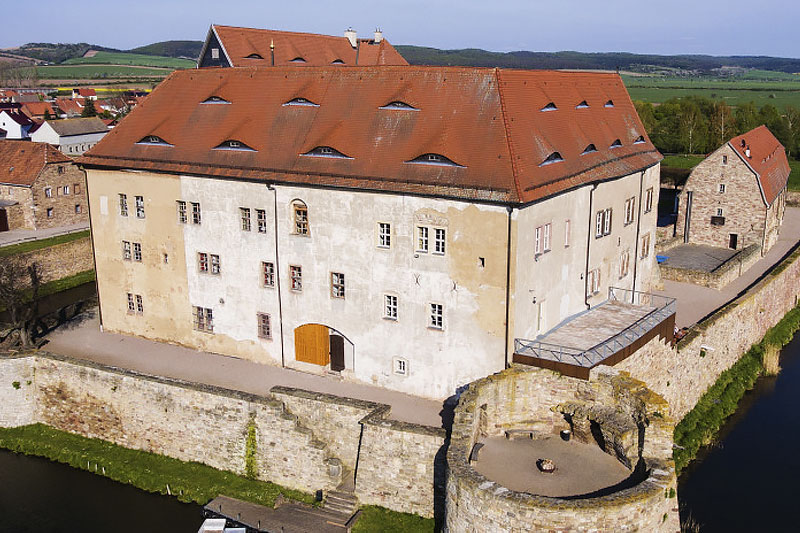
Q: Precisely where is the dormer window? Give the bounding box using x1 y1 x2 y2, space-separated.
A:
290 57 306 63
245 53 263 59
576 100 589 109
610 139 623 149
201 96 230 104
379 101 418 110
539 152 564 166
582 144 598 155
302 146 352 159
633 135 646 144
283 97 319 107
406 153 464 167
605 100 615 108
136 135 172 146
214 140 255 151
331 59 345 65
540 102 558 112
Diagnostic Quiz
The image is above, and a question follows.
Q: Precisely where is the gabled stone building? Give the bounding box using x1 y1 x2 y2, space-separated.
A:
676 125 790 253
0 140 87 231
80 65 663 399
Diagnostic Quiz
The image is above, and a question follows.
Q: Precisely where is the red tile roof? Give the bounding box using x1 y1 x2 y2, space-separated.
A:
210 25 408 67
729 125 790 206
76 88 96 97
0 140 72 186
56 97 84 116
80 66 660 204
21 101 56 118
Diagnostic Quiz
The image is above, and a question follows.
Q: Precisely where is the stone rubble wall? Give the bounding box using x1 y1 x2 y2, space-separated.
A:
10 235 93 284
658 243 761 289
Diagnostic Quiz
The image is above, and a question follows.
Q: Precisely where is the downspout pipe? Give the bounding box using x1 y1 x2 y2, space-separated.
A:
632 170 645 296
585 184 597 309
504 205 513 368
268 184 285 367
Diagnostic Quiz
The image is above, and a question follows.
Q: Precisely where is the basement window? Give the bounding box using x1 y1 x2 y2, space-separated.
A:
539 152 564 166
582 144 598 155
283 97 319 107
201 96 230 104
136 135 172 146
213 140 256 151
406 153 464 167
575 100 589 109
633 135 646 144
605 100 615 108
290 57 306 63
379 101 418 110
610 139 623 149
540 102 558 112
245 53 263 59
301 146 352 159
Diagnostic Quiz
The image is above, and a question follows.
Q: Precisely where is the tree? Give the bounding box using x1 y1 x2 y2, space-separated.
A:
735 102 760 134
43 109 52 121
710 101 734 148
677 100 707 154
81 99 97 117
0 257 41 349
784 106 800 158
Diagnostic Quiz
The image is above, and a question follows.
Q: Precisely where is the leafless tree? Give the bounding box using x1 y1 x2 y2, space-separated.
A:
0 256 41 349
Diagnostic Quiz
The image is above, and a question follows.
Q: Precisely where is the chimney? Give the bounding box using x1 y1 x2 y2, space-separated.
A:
373 28 383 43
745 146 751 158
344 28 357 48
270 39 275 66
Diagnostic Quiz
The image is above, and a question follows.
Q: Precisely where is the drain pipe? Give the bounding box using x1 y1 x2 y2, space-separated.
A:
268 183 285 367
632 170 645 296
584 184 597 309
504 205 513 368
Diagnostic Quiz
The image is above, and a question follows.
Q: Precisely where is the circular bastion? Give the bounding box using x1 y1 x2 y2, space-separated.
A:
445 365 680 532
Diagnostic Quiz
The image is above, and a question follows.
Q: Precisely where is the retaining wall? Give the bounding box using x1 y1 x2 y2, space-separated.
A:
10 235 93 284
658 243 761 289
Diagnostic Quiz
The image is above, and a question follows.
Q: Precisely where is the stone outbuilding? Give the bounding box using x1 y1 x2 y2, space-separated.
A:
676 125 790 254
0 140 87 231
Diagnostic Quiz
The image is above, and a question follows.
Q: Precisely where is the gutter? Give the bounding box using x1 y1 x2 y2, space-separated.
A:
268 183 286 367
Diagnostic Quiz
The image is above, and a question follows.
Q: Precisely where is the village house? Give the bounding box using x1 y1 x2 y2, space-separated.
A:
676 125 789 254
21 101 56 122
197 25 408 68
0 140 87 231
80 65 664 399
31 117 109 156
0 103 35 139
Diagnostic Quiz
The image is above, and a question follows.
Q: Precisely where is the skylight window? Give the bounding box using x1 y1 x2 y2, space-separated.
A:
610 139 623 149
213 140 256 151
283 97 319 107
582 144 598 155
576 100 589 109
379 101 418 111
136 135 172 146
540 102 558 112
290 57 306 63
405 153 464 167
201 96 230 104
301 146 352 159
633 135 646 144
605 100 615 108
539 152 564 166
331 59 345 65
245 53 263 59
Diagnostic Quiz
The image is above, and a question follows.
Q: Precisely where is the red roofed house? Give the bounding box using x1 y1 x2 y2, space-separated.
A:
21 101 57 121
0 103 35 139
676 125 790 254
0 140 87 231
56 97 85 118
198 25 408 68
79 65 667 398
73 88 97 100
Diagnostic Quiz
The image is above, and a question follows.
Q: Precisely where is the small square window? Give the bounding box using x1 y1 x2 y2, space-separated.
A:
193 306 214 332
44 187 52 198
210 254 221 275
74 183 80 194
722 155 728 165
122 241 131 260
198 252 208 272
429 303 443 330
434 228 446 255
378 222 391 248
716 208 724 217
240 207 251 231
57 166 65 175
719 184 726 193
176 200 187 223
133 242 142 262
331 272 345 298
63 185 70 195
393 357 408 376
257 209 267 233
384 294 398 320
135 195 145 218
290 265 302 291
191 202 201 224
211 48 220 60
262 261 275 287
257 313 272 339
417 226 429 253
74 204 81 214
46 207 53 218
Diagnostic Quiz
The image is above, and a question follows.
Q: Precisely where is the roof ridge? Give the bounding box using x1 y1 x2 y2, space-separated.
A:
495 68 522 203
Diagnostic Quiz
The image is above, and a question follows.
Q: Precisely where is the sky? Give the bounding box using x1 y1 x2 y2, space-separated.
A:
2 0 798 58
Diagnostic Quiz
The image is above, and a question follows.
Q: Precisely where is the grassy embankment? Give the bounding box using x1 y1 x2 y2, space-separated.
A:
673 305 800 474
0 229 89 258
62 51 195 69
661 155 800 190
0 424 434 531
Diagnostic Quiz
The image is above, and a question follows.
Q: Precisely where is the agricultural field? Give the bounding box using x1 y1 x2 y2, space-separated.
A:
35 65 173 79
63 51 195 69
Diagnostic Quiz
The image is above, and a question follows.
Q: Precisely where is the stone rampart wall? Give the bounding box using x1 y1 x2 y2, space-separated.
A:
0 355 36 428
12 235 93 284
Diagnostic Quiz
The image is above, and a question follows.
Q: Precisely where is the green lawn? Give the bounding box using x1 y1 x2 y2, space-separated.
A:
36 65 172 79
63 51 195 69
353 505 435 532
626 86 800 111
660 155 705 169
0 230 89 258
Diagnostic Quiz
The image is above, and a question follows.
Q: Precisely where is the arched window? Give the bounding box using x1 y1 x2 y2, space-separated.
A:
214 140 256 151
610 139 623 149
283 97 319 107
301 146 352 159
292 200 309 236
379 101 417 110
540 102 558 112
405 153 464 167
575 100 589 109
582 144 598 155
201 96 230 104
136 135 172 146
539 152 564 166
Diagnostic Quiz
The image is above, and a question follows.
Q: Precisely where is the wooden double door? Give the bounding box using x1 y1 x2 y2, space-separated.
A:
294 324 346 372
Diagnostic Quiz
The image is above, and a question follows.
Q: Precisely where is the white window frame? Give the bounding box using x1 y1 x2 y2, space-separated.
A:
378 222 391 248
176 200 187 223
257 209 267 233
384 294 398 320
240 207 251 231
718 184 726 193
191 202 201 225
257 312 272 339
641 233 651 259
587 268 601 296
534 226 542 255
133 242 142 262
44 187 52 198
135 195 145 219
620 250 630 278
262 261 275 287
603 208 612 236
198 252 208 273
193 306 214 333
331 272 345 299
644 188 653 213
119 193 128 216
624 197 635 226
417 226 429 253
429 303 444 330
122 240 131 261
434 228 446 255
595 211 604 238
290 265 302 291
543 223 551 252
135 294 143 314
210 254 221 275
716 208 724 217
393 357 408 376
63 185 70 195
565 219 571 247
294 202 309 235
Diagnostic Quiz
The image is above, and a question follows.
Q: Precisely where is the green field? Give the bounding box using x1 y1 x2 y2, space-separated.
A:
35 65 172 79
63 51 194 69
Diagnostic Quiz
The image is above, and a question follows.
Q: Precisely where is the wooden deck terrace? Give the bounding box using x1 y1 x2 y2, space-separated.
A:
513 288 676 379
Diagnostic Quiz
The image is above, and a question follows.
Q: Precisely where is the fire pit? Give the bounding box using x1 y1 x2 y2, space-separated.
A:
536 458 556 473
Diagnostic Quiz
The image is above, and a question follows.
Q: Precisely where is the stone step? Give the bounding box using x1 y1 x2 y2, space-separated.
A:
324 501 355 515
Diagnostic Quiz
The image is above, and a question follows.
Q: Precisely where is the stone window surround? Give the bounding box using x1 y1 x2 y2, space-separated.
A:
257 312 272 339
429 302 444 330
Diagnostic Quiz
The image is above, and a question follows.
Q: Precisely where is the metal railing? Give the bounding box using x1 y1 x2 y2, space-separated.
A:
515 288 676 368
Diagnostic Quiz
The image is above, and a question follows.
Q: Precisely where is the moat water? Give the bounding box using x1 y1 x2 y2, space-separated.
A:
679 332 800 532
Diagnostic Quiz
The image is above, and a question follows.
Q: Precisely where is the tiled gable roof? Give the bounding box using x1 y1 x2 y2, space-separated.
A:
210 25 408 67
46 117 108 137
728 125 790 206
80 66 660 204
21 101 56 118
0 140 72 186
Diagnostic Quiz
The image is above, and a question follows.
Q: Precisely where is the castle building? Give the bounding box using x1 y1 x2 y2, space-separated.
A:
80 66 664 399
676 125 789 254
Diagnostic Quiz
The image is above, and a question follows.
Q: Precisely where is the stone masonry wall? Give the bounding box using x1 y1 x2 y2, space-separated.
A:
618 245 800 419
12 235 93 284
29 162 88 230
658 243 761 289
0 355 36 428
